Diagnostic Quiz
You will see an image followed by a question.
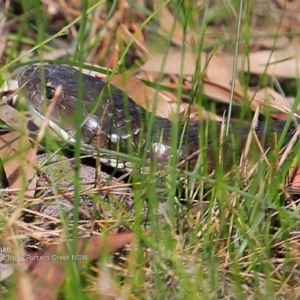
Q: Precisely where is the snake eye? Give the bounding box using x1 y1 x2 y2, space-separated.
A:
45 86 55 100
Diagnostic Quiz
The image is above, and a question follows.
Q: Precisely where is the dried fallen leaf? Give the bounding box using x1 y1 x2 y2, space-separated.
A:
141 49 251 104
105 74 178 119
15 232 135 300
290 167 300 189
0 131 36 199
203 54 251 104
247 87 298 120
141 48 199 76
142 48 293 119
155 4 191 47
0 104 27 130
237 50 300 79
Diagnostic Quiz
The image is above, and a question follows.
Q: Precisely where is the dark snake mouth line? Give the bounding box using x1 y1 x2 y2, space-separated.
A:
29 104 77 143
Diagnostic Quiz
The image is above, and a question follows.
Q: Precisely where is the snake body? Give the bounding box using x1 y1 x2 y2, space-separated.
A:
18 65 297 172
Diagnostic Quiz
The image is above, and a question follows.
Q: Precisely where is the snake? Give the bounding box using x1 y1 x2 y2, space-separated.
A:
18 64 298 172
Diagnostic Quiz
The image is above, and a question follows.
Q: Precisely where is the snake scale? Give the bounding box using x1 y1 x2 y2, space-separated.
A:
18 64 297 172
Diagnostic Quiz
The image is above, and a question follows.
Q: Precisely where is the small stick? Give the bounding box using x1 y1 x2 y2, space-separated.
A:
96 100 110 190
240 106 260 175
32 85 62 156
